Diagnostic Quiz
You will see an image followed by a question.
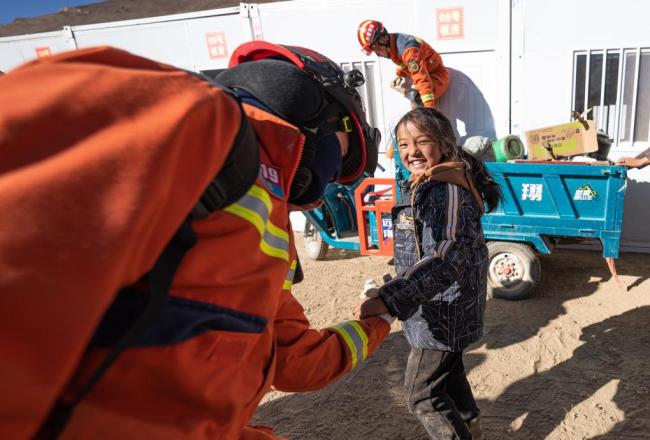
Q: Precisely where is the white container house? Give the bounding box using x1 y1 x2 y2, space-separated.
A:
1 0 648 250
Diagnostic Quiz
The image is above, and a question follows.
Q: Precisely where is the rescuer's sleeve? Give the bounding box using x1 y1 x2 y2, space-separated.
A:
272 289 390 392
401 46 437 107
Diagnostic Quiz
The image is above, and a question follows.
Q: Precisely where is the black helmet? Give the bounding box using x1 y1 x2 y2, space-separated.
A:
223 41 380 186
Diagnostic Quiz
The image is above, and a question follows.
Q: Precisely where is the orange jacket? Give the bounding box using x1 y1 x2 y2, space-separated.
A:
0 47 390 439
389 33 449 108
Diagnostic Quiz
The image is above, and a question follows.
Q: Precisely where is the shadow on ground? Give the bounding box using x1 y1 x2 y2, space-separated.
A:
481 306 650 439
478 249 650 439
254 332 453 439
256 249 650 439
483 249 650 350
321 247 362 261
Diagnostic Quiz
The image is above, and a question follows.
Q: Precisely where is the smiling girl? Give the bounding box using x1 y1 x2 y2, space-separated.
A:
359 107 502 439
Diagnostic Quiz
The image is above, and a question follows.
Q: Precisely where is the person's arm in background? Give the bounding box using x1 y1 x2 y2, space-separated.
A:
616 147 650 169
401 46 436 108
391 65 403 81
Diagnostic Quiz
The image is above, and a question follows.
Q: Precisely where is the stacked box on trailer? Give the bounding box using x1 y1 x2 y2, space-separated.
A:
481 162 626 299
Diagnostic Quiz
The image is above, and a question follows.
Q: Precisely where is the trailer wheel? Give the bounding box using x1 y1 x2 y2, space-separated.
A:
486 241 540 300
304 221 329 260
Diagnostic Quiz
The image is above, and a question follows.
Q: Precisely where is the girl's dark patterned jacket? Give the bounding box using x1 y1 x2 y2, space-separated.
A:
379 177 488 351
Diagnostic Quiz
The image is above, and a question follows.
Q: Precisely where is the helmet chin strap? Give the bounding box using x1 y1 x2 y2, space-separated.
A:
376 37 390 53
374 30 390 53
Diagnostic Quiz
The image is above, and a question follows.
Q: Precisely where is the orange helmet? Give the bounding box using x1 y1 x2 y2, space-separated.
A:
357 20 387 55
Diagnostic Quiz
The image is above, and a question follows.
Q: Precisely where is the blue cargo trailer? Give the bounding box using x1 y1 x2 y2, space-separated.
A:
480 162 626 299
302 180 362 260
302 162 627 300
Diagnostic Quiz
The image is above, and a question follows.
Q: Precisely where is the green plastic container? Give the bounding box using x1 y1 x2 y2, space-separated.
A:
492 135 525 162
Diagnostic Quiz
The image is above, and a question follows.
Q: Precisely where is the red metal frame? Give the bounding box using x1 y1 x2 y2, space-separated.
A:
354 178 397 256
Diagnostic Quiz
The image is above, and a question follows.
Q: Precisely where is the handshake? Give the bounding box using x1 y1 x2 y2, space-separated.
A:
355 273 396 324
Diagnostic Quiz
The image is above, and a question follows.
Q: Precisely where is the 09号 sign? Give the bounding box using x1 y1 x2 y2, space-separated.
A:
436 7 464 40
206 32 228 59
35 47 51 58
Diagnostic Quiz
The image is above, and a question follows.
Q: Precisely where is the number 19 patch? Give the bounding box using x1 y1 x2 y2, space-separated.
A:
259 163 284 199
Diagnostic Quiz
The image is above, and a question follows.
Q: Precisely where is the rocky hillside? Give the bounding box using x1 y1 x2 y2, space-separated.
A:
0 0 278 37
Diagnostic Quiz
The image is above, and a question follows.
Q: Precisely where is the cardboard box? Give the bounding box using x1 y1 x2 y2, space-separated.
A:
525 120 598 160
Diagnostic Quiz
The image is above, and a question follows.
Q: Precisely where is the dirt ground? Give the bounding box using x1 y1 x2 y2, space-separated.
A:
253 234 650 439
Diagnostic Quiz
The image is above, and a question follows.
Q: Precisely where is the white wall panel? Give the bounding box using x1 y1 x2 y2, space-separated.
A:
256 0 508 164
0 31 72 72
71 8 244 71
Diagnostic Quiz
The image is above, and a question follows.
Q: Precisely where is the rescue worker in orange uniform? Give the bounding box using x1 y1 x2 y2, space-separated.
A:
357 19 449 109
0 42 391 439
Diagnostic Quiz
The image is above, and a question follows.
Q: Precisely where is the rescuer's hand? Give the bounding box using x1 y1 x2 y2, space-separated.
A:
355 297 391 321
391 76 405 88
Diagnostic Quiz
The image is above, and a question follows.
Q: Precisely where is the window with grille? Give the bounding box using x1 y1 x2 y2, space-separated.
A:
572 48 650 147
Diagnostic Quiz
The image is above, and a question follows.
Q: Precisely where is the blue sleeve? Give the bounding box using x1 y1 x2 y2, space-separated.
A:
394 33 421 55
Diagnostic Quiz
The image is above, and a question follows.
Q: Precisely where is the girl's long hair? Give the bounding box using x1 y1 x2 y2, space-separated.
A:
395 107 503 212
